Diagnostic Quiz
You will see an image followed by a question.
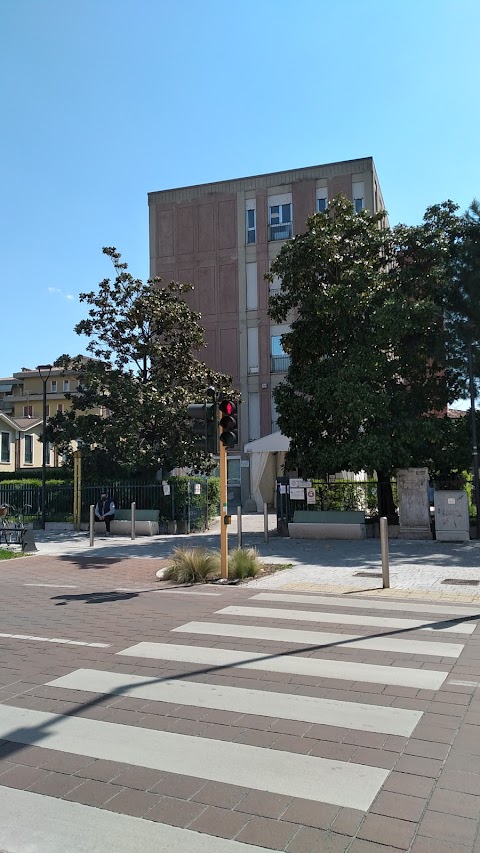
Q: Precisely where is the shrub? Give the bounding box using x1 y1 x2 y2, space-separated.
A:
228 547 261 579
163 547 220 584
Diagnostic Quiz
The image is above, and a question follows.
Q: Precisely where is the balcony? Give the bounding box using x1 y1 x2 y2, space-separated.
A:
269 223 292 242
271 354 291 373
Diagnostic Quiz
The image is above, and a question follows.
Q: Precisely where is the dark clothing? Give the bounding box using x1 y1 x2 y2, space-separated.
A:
95 497 115 533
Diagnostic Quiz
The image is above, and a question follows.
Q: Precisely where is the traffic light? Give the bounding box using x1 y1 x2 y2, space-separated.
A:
187 402 217 453
219 399 238 448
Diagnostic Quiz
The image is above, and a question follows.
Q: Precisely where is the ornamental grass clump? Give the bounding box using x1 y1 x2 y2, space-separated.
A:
228 547 261 580
163 547 220 584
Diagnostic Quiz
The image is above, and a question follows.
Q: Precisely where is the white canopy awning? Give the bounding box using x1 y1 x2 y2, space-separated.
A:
244 431 290 454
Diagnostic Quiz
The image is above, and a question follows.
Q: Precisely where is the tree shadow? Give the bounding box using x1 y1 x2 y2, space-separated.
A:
1 607 479 767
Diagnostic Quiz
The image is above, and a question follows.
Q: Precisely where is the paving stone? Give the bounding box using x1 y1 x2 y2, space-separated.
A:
103 788 160 817
0 764 50 790
286 827 351 853
192 780 248 810
330 806 365 836
282 798 339 829
371 790 426 822
27 771 84 798
63 779 124 807
428 786 480 819
411 836 472 853
437 769 480 795
235 790 292 819
188 805 251 839
236 816 299 850
73 759 128 782
404 739 450 760
418 809 478 847
147 796 207 827
393 754 444 778
149 771 206 799
108 766 165 791
357 813 417 849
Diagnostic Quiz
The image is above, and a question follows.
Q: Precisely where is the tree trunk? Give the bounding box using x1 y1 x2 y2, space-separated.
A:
376 472 396 521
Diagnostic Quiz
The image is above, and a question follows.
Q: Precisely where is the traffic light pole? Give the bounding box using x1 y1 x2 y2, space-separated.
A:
219 437 228 579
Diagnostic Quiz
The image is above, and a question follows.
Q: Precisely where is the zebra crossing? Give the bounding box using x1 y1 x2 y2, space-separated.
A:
0 589 477 852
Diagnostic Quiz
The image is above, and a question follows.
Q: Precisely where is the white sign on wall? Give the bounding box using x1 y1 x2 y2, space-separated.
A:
306 488 316 504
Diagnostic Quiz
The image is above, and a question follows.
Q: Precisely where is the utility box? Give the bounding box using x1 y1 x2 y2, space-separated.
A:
434 490 470 542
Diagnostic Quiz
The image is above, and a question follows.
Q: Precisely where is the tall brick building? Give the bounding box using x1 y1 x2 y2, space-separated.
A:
148 157 386 505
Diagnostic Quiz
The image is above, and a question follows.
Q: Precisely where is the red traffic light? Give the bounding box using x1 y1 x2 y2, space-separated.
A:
219 400 237 417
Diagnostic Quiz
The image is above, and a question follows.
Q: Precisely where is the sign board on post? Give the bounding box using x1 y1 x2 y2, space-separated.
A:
306 487 316 505
290 488 305 500
194 484 201 495
289 479 312 489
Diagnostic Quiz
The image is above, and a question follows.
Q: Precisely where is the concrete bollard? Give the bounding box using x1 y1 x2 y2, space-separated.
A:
131 502 136 540
380 516 390 588
89 505 95 547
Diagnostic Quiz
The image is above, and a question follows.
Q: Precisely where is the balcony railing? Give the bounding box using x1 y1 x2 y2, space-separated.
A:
269 223 292 241
271 354 291 373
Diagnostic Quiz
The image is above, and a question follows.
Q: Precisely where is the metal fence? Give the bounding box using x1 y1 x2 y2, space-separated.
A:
0 479 220 530
276 478 399 525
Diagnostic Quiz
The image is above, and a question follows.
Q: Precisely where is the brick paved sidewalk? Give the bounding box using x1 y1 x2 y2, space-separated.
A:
0 563 480 851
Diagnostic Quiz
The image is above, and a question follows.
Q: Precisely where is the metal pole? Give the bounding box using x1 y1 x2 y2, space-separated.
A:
468 342 480 539
237 505 242 549
380 516 390 588
220 440 228 578
263 502 269 544
41 379 47 530
131 501 136 540
89 504 95 547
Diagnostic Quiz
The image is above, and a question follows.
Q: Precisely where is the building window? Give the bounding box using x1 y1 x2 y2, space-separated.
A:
45 442 51 466
269 202 292 241
63 380 70 392
248 392 260 441
316 189 328 213
24 434 33 465
51 380 57 393
57 404 63 414
1 432 10 463
353 181 364 212
23 405 33 418
247 327 259 375
45 405 50 417
271 397 279 433
271 335 291 372
246 262 258 310
246 201 256 244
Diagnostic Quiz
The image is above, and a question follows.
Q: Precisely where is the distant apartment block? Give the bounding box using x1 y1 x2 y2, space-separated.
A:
148 158 386 502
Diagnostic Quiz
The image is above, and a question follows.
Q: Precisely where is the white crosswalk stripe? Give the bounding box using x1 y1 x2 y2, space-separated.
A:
172 620 464 658
118 641 449 689
251 592 480 617
0 590 468 852
0 788 274 853
216 605 476 634
48 668 423 736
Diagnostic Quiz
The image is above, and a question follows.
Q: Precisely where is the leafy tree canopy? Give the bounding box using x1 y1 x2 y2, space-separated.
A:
268 196 479 481
47 248 233 479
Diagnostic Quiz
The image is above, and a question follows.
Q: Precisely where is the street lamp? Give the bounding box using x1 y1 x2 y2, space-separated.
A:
37 364 52 530
467 344 480 540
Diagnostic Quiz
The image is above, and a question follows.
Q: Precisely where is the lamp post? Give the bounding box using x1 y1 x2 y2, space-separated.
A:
37 364 52 530
467 344 480 540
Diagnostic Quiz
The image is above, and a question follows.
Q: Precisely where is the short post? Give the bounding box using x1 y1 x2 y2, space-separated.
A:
131 501 136 540
380 516 390 588
237 505 242 549
89 504 95 547
263 502 269 544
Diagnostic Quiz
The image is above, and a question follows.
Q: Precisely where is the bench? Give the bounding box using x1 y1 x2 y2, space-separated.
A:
94 509 160 537
288 510 366 540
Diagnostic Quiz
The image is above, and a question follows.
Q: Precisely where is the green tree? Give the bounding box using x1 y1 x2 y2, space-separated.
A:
47 248 232 479
268 196 469 515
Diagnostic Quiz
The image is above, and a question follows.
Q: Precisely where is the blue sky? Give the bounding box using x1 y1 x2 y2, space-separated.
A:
2 0 479 388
